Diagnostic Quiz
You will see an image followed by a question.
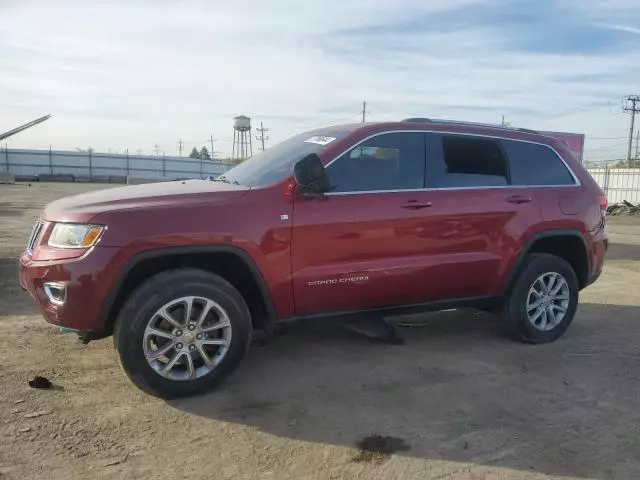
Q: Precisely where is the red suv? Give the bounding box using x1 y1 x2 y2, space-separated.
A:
19 119 608 398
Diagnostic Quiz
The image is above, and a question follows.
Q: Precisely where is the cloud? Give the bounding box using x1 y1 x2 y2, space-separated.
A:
0 0 638 160
600 24 640 35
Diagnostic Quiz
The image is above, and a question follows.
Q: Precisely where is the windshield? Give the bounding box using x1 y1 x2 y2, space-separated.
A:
219 129 350 187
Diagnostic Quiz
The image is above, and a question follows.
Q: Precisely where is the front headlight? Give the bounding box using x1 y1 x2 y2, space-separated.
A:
48 223 104 249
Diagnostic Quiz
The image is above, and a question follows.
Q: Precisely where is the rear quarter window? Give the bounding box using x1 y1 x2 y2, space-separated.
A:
503 140 576 186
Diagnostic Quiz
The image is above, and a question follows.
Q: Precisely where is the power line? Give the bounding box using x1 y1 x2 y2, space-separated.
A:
256 122 270 151
624 95 640 164
586 136 628 140
536 96 625 122
586 142 628 152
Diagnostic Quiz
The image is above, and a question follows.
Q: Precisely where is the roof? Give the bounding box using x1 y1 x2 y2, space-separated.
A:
400 117 539 135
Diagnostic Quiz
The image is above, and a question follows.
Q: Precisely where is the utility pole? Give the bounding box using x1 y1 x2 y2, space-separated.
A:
209 134 216 161
153 143 161 156
177 139 184 157
256 122 270 151
623 95 640 165
361 101 367 123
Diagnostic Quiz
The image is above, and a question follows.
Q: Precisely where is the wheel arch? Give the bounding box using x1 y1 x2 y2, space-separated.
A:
503 230 590 295
99 246 277 337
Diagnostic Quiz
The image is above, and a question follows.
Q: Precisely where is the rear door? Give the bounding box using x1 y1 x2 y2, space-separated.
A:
414 133 542 299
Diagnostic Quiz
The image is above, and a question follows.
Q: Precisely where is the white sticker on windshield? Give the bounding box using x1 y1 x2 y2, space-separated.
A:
304 136 336 146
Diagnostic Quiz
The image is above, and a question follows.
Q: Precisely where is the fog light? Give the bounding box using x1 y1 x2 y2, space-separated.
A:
44 283 66 305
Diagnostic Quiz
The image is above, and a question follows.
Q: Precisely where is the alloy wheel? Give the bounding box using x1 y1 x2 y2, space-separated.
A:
143 296 232 381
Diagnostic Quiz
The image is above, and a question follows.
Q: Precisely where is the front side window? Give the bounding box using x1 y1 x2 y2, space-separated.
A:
428 135 508 188
503 140 576 186
326 132 425 193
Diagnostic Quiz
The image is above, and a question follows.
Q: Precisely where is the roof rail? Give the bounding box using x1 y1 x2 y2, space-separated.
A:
402 117 432 123
401 117 539 134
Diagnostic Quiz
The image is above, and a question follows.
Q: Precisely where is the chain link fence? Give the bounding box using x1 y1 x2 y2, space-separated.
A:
3 148 640 204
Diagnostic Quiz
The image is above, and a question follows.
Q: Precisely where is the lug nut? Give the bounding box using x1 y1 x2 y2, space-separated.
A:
196 333 203 340
189 345 196 351
175 343 183 350
175 330 183 336
188 324 196 331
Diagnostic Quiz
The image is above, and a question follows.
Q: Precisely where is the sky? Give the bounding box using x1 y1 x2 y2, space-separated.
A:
1 0 639 160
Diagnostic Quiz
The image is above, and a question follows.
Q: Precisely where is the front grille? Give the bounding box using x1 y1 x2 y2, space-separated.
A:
27 220 44 254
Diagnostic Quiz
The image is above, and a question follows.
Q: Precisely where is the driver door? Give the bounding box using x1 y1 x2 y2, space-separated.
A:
290 131 433 316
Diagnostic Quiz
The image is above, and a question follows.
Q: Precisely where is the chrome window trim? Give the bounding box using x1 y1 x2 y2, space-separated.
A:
27 220 44 254
323 129 581 197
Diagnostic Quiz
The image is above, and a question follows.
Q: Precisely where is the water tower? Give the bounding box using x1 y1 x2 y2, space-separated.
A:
232 115 253 160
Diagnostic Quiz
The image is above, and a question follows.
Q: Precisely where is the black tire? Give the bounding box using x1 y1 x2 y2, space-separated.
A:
502 253 579 344
113 268 252 399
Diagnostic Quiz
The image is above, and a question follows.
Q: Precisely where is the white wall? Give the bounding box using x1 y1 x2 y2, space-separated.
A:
1 148 233 180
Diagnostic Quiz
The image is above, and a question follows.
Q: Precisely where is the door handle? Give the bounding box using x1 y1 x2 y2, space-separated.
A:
506 195 532 204
401 200 432 210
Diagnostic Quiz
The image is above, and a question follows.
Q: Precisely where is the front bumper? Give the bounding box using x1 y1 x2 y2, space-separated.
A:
19 246 122 332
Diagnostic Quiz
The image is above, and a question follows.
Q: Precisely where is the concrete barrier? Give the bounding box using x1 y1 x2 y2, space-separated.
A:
126 176 165 185
38 173 75 182
15 175 38 182
0 172 16 184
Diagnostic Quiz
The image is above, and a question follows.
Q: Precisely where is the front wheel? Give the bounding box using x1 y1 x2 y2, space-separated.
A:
502 253 579 344
113 268 252 398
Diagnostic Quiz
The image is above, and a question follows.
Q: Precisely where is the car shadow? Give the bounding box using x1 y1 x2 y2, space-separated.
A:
606 241 640 262
170 304 640 479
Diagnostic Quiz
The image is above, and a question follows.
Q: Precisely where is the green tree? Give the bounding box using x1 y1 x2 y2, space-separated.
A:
200 146 211 160
189 147 200 159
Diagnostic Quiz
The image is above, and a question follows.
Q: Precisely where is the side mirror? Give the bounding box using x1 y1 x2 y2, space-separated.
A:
293 153 330 197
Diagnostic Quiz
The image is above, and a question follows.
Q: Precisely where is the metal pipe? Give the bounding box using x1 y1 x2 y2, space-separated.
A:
0 114 52 142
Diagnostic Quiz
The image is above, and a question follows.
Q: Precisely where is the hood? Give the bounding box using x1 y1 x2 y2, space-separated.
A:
43 179 250 223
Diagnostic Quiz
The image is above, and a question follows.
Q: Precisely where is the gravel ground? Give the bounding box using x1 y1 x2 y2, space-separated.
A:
1 182 640 480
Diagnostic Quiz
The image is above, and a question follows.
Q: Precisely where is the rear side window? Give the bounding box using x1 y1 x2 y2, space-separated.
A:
503 140 575 186
428 135 508 188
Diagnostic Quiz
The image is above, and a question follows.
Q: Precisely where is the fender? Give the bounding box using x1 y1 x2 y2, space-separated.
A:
502 229 589 295
99 245 277 329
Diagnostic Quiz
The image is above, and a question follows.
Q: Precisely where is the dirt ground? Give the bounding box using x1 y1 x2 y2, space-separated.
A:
1 182 640 480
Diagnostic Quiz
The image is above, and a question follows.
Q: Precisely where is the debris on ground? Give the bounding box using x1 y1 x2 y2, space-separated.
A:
24 410 53 419
607 201 640 216
101 454 128 467
17 427 32 433
28 376 52 389
352 435 411 464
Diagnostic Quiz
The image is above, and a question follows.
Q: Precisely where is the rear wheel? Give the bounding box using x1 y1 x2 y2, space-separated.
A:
502 253 579 344
113 268 252 398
